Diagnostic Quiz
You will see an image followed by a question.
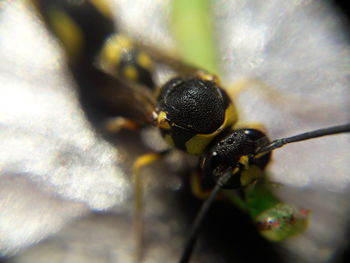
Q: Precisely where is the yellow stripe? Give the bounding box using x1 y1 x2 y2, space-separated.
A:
48 7 83 62
98 34 133 75
123 65 139 81
137 52 153 70
90 0 113 18
185 103 238 155
240 165 264 186
157 111 171 129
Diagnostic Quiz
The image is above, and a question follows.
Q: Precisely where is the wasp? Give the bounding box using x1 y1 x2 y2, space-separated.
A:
27 0 350 262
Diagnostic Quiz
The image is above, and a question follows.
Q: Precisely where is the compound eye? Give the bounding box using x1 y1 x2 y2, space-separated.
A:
201 151 220 178
201 150 229 184
201 151 241 189
243 129 266 141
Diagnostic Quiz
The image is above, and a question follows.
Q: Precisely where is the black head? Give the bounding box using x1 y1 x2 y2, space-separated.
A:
200 129 271 189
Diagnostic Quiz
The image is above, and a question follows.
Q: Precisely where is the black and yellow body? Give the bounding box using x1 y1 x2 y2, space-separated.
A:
31 0 272 190
30 1 350 262
155 72 273 189
31 0 156 125
32 0 155 88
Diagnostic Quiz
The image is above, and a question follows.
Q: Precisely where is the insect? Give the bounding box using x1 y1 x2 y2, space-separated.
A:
19 0 350 262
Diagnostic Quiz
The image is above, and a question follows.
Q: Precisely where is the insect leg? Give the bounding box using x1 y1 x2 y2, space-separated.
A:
190 172 213 200
132 150 171 261
103 117 144 133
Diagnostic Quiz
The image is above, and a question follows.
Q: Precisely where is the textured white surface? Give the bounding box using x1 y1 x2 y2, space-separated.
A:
0 0 349 263
215 0 350 192
0 0 129 256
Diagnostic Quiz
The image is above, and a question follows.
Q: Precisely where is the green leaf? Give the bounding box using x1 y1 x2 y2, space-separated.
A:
171 0 218 74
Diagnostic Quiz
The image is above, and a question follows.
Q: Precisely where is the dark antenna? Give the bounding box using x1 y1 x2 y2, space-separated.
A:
179 122 350 263
256 123 350 154
179 172 233 263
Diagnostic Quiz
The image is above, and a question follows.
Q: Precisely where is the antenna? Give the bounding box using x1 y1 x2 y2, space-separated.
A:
179 122 350 263
179 172 233 263
256 123 350 154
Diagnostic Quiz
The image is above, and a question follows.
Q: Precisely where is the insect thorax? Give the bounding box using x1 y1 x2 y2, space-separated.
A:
155 75 238 155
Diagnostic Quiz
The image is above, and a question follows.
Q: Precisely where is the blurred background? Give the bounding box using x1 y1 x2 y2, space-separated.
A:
0 0 349 262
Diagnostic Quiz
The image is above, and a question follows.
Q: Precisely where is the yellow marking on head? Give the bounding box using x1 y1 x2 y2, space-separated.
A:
157 111 171 130
238 155 250 169
255 151 269 160
90 0 113 18
123 65 138 81
240 165 263 186
232 167 240 175
185 103 238 155
48 8 83 61
137 52 153 69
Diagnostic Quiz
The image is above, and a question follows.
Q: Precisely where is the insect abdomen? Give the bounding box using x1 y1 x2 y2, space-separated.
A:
32 0 155 90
